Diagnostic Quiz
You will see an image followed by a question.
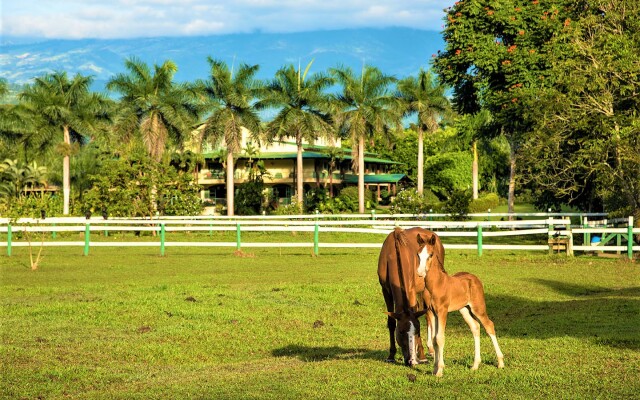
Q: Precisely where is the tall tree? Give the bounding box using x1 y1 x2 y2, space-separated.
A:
330 65 401 213
197 57 262 217
259 61 334 209
19 72 109 214
397 69 450 195
107 57 198 161
521 0 640 219
433 0 571 215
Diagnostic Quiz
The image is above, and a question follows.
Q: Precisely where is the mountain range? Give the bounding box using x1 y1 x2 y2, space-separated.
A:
0 28 444 91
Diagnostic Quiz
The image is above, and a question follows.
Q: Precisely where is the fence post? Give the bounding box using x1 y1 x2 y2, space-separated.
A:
314 222 319 256
236 222 241 250
84 223 90 256
52 223 57 239
628 216 634 260
583 216 589 247
160 223 166 256
477 224 483 257
548 218 554 255
7 224 11 256
371 209 376 220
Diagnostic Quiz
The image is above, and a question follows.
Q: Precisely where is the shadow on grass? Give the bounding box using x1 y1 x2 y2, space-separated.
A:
272 345 388 363
484 280 640 350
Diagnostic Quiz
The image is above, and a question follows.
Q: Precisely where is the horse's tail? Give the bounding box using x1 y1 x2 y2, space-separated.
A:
393 228 417 311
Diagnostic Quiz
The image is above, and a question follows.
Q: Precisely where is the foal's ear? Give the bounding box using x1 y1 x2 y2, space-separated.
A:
417 232 436 247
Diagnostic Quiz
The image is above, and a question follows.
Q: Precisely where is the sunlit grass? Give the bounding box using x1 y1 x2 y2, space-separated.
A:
1 246 638 399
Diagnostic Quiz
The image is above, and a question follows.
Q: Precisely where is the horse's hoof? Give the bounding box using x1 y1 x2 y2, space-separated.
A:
418 358 429 364
385 358 396 363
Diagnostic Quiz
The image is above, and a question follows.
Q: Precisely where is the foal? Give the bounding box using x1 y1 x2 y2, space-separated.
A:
417 231 504 377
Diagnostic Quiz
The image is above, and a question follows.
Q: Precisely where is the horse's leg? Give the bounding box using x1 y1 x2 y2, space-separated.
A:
382 288 397 362
432 310 447 377
469 302 504 369
459 306 482 370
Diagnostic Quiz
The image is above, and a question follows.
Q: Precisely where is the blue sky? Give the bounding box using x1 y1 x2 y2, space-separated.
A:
2 0 449 39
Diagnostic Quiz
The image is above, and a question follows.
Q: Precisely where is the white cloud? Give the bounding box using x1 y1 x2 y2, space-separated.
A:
1 0 448 39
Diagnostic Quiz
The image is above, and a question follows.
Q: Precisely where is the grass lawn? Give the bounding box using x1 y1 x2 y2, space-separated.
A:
1 245 639 399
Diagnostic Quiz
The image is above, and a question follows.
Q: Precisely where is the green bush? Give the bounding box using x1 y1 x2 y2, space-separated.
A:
469 192 501 213
390 188 440 214
0 193 63 219
235 181 265 215
443 189 472 220
83 155 202 218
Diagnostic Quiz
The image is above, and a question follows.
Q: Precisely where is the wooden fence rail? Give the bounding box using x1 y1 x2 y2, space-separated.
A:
0 214 637 259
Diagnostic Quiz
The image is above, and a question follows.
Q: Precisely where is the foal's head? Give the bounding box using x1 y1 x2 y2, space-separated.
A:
386 310 427 367
416 231 444 275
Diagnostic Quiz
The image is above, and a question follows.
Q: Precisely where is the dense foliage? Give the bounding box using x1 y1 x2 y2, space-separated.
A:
1 8 638 218
433 0 639 219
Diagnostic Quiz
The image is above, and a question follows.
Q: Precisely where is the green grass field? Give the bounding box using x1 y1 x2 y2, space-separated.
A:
1 245 639 399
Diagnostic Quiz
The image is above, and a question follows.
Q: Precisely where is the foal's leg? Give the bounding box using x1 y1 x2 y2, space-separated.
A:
470 303 504 368
425 315 435 357
459 306 482 370
432 311 447 377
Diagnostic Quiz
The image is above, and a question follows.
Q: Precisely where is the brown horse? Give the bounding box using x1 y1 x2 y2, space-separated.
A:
415 230 505 377
378 227 442 366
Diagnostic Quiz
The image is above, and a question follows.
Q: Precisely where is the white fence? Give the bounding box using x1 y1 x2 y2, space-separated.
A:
0 213 637 259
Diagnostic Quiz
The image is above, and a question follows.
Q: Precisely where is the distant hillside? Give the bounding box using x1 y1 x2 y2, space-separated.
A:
0 28 444 91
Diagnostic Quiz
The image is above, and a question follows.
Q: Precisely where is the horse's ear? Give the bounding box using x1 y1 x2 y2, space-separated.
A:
414 310 428 318
429 234 436 246
385 311 403 320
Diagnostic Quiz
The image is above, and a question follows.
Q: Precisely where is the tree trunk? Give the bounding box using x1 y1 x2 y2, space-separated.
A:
508 145 516 221
329 162 334 198
358 136 365 213
472 140 479 200
417 128 424 195
226 150 235 216
296 140 304 211
63 126 71 215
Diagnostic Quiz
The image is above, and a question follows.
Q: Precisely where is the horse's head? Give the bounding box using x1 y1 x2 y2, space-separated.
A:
386 309 427 367
416 230 444 275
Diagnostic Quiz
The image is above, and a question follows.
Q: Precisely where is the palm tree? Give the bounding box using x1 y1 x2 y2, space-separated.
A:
330 65 401 213
106 57 198 161
259 61 334 209
397 69 450 195
196 57 263 216
19 72 109 214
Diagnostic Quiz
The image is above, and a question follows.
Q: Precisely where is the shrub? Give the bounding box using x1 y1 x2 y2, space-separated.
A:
271 199 303 215
443 189 472 221
469 192 501 213
235 181 265 215
390 188 440 214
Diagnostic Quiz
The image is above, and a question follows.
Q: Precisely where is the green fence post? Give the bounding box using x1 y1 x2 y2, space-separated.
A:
236 222 241 250
477 224 483 257
7 224 11 257
52 223 57 239
314 222 319 256
628 216 634 260
160 223 166 256
84 223 90 256
371 209 376 220
583 217 589 247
